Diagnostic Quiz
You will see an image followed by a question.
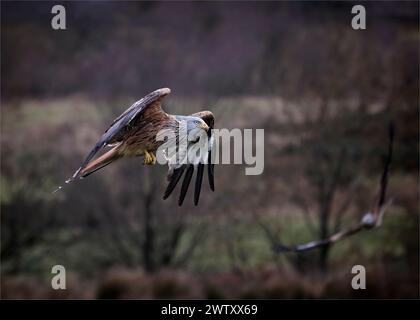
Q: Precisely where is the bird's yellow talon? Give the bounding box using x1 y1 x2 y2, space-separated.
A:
143 150 156 165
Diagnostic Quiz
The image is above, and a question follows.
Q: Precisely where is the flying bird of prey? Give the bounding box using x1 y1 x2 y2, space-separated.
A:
58 88 215 206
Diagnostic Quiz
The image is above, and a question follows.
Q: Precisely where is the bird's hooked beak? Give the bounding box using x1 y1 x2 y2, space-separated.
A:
198 123 209 131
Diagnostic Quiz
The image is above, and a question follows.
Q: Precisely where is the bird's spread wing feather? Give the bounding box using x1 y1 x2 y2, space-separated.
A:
163 111 215 206
69 88 171 181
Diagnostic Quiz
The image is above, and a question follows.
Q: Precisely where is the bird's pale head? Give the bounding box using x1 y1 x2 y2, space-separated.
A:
178 116 208 141
175 115 209 141
189 116 209 130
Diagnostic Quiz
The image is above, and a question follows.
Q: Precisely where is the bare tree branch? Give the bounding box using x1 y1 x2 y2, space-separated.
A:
332 178 361 233
290 194 318 237
273 123 394 253
173 223 207 267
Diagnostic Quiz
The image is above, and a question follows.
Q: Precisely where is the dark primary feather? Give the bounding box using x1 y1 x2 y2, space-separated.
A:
179 165 194 206
194 163 204 205
378 122 394 207
208 149 215 191
163 110 215 206
163 165 186 200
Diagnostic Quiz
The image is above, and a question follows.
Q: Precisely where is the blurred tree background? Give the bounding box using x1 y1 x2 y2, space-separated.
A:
1 1 418 299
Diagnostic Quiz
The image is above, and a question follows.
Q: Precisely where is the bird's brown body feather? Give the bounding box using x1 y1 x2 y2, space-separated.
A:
114 101 178 156
80 100 178 176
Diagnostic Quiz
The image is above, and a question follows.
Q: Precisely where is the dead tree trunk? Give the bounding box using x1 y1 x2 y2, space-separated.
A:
142 171 156 273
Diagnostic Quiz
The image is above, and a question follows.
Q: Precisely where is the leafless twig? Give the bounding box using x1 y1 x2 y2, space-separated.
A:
274 123 395 253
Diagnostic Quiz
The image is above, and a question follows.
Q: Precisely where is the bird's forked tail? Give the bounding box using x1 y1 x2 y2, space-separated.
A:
52 147 121 193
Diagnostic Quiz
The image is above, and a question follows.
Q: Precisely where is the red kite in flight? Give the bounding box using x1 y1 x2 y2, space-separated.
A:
57 88 215 206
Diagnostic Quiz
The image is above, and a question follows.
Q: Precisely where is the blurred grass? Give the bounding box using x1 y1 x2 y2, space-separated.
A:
1 183 414 273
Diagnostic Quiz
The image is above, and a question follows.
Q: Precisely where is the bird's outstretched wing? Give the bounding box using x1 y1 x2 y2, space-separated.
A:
69 88 171 182
163 111 215 206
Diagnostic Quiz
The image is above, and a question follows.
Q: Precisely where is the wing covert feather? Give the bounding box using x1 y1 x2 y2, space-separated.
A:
72 88 170 179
